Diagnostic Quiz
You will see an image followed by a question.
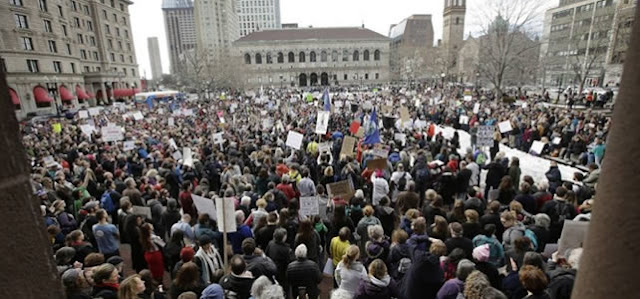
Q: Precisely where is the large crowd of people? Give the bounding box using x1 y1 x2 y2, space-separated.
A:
27 85 606 299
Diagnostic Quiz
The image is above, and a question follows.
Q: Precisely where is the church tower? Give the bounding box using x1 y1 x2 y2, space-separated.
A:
442 0 466 54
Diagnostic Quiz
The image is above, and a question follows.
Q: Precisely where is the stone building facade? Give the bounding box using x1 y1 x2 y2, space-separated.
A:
232 27 390 88
1 0 140 119
388 14 434 82
236 0 280 37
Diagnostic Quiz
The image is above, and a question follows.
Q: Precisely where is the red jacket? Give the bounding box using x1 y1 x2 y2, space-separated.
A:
276 183 298 201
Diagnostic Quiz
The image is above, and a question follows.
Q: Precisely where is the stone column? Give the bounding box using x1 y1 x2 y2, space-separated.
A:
572 6 640 299
0 73 65 297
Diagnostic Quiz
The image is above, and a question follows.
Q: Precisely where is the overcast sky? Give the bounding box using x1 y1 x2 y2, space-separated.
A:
130 0 556 79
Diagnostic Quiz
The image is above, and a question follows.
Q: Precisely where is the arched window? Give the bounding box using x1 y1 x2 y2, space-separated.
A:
342 50 349 61
255 53 262 64
299 51 306 62
310 51 316 62
288 51 295 62
244 53 251 64
266 53 272 64
277 52 284 63
363 50 370 61
353 50 359 61
321 51 327 62
331 50 338 62
374 50 380 61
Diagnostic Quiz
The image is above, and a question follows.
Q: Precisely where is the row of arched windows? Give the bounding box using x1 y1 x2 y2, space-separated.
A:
245 49 381 64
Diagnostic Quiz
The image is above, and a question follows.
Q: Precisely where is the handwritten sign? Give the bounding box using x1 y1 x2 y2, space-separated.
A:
213 132 224 145
326 180 355 200
299 196 320 218
477 125 494 147
340 136 357 158
498 121 513 133
101 125 124 142
473 103 480 114
286 131 304 150
315 111 330 135
367 158 388 171
192 194 217 221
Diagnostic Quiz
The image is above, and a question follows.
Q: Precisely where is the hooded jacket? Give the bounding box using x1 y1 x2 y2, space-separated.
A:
354 275 399 299
387 242 411 280
287 257 322 299
407 233 431 252
502 222 526 252
547 267 576 299
200 283 224 299
402 249 443 299
219 273 255 299
365 239 390 267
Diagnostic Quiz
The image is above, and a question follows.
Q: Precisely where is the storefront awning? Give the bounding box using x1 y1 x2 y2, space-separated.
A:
9 88 20 105
75 85 91 100
113 88 138 98
59 85 74 102
33 86 53 103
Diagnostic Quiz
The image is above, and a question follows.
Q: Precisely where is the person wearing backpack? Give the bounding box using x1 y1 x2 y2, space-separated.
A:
540 187 577 243
390 163 412 204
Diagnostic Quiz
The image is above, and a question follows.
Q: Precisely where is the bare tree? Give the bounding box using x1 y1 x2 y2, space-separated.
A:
472 0 545 99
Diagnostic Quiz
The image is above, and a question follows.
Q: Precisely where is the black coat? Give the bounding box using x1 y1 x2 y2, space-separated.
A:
402 249 443 299
445 237 474 259
480 212 505 242
255 224 278 250
265 240 292 287
485 162 505 189
287 258 322 299
91 284 118 299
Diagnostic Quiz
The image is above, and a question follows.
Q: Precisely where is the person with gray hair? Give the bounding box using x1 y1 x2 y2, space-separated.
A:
364 224 390 268
229 210 254 254
437 259 476 299
287 244 322 299
250 275 284 299
527 213 551 253
265 228 291 292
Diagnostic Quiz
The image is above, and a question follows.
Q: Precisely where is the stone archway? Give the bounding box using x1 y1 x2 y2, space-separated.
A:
299 73 308 87
310 73 318 86
320 72 329 86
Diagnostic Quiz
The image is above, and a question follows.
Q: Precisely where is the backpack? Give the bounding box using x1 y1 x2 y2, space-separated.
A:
524 228 539 251
100 191 115 214
397 172 408 191
415 167 430 184
554 201 572 225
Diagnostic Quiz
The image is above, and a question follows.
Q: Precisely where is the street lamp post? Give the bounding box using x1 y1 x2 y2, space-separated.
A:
441 73 446 89
476 72 480 89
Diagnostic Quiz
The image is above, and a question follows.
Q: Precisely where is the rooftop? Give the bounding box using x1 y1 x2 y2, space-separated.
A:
162 0 193 9
235 27 389 42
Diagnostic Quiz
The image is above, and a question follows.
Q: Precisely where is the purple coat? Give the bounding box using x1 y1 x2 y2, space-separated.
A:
354 276 398 299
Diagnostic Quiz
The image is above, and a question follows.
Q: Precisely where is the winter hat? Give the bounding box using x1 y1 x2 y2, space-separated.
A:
180 247 196 262
201 284 224 299
106 255 124 266
199 235 212 246
61 268 81 288
472 244 490 262
55 247 76 266
354 189 364 199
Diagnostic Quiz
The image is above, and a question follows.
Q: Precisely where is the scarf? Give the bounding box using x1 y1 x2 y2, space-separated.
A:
195 246 223 284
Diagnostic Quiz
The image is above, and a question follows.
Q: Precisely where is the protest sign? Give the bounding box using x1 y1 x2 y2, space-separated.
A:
558 220 589 257
334 100 343 108
464 95 473 102
459 115 469 125
477 125 495 147
172 150 182 161
133 111 144 120
286 131 303 150
326 180 355 200
169 138 178 150
168 117 175 127
394 133 406 145
498 121 513 133
473 103 480 114
132 206 151 219
88 107 101 116
192 194 217 220
79 110 89 119
349 121 360 135
80 125 95 137
43 156 56 168
340 136 357 158
530 141 545 155
215 197 237 233
553 137 562 145
367 158 388 170
299 197 320 218
183 148 193 167
123 141 135 151
318 142 332 153
484 108 491 114
52 123 62 134
213 132 224 145
355 127 365 138
315 111 330 135
101 126 124 142
400 107 410 122
371 146 389 158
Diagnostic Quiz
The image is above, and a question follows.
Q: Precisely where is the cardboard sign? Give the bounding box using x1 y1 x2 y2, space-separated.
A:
79 110 89 119
192 194 217 221
382 105 393 115
355 127 365 138
299 196 320 218
326 180 355 200
477 125 495 147
169 138 178 150
367 158 388 171
123 141 135 151
400 107 410 122
315 111 330 135
530 141 545 155
349 121 360 135
286 131 303 150
132 206 152 219
498 121 513 133
557 220 589 257
473 103 480 114
340 136 357 158
101 126 124 142
459 115 469 125
215 197 237 233
213 132 224 145
133 111 144 120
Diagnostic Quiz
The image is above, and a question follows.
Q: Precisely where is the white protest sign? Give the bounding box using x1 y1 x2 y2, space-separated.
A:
473 103 480 114
192 194 217 221
299 196 320 218
553 137 562 145
262 118 273 130
169 138 178 150
286 131 304 150
484 108 491 114
394 133 407 146
172 150 182 161
80 124 95 137
476 125 495 147
498 121 513 133
183 148 193 167
464 95 473 102
101 126 124 142
530 141 545 155
168 117 175 127
213 132 224 145
78 110 89 119
318 142 332 153
334 101 343 108
133 111 144 120
459 115 470 125
315 111 330 135
132 206 152 219
123 141 135 151
88 107 101 116
215 197 237 233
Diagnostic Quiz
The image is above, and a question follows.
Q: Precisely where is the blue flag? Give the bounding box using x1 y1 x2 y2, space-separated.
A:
145 95 154 109
322 88 331 111
363 108 380 145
